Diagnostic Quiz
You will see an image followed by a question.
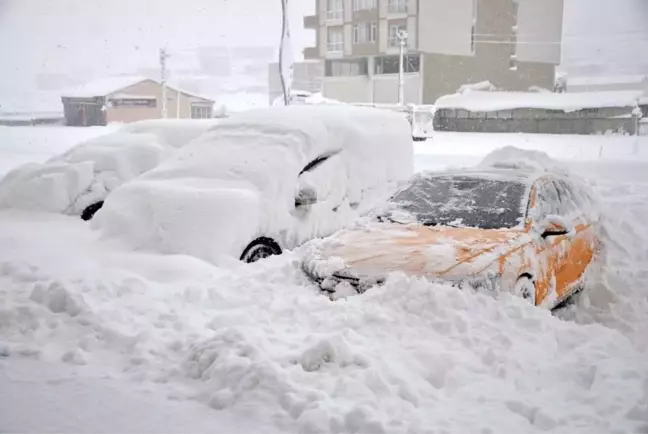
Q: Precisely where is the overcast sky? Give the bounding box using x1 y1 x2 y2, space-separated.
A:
0 0 646 106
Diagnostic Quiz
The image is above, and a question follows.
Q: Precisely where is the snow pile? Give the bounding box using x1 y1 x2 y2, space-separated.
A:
435 90 643 112
0 209 646 432
0 125 114 177
478 145 571 176
0 119 218 215
457 80 497 93
94 105 413 263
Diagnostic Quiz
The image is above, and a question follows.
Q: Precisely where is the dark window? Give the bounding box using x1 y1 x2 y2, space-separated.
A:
325 58 368 76
374 54 420 74
299 150 340 176
533 181 561 221
384 174 527 229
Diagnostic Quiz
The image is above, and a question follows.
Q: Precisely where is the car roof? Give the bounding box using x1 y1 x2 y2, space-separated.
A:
420 167 547 185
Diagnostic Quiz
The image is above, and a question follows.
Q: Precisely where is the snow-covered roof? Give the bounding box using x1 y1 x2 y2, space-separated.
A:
62 76 151 98
435 91 643 113
62 76 215 102
568 75 648 87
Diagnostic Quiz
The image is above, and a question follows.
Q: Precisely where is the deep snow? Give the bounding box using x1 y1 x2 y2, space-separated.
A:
0 127 647 433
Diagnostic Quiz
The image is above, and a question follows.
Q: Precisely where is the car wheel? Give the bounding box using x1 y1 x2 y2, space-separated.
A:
81 201 104 221
513 276 536 306
240 237 282 263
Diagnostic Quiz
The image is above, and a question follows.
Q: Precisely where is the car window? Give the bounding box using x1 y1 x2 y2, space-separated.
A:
533 181 561 221
385 174 527 229
554 180 580 216
299 150 341 176
296 152 345 206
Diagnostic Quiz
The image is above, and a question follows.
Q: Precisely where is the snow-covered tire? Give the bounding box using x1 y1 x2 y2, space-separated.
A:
513 276 536 306
81 201 104 221
240 237 282 263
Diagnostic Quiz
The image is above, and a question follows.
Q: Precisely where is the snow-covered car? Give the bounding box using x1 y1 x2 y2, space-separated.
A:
93 105 414 263
0 118 219 220
302 167 603 310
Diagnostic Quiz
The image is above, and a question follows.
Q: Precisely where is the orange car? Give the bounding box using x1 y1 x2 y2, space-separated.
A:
302 168 603 309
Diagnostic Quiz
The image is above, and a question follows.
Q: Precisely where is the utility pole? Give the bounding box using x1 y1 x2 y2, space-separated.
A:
159 48 169 118
397 30 408 106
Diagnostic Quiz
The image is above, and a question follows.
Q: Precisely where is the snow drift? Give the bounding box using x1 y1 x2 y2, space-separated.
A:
94 105 414 263
0 119 219 215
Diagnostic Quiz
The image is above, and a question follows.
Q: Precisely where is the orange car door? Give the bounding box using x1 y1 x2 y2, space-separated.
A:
531 180 572 304
554 180 596 292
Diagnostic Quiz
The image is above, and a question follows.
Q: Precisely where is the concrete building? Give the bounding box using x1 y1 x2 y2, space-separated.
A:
303 0 564 104
61 76 215 126
268 61 324 104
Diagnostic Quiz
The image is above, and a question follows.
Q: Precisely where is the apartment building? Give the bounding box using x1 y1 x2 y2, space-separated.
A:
303 0 564 104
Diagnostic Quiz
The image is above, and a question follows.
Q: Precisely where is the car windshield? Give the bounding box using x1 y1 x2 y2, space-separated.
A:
382 174 527 230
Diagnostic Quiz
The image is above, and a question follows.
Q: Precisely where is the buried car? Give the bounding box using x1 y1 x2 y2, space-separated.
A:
302 167 604 309
92 105 414 264
0 118 219 220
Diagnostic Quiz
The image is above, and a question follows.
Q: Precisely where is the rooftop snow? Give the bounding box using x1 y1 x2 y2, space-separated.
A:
61 76 151 98
568 74 648 87
62 77 215 102
435 90 644 113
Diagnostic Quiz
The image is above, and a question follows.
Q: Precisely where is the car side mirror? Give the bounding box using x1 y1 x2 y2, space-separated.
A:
538 215 572 239
295 187 318 208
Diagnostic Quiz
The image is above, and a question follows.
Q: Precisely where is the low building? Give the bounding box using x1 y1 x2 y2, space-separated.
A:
61 76 215 126
268 61 324 105
434 90 645 135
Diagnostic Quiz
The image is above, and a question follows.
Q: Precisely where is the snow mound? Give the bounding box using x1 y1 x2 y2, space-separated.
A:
0 161 94 213
0 119 219 215
479 145 571 176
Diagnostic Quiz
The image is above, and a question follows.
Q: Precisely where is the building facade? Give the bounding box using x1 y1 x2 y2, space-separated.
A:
62 77 215 126
304 0 564 104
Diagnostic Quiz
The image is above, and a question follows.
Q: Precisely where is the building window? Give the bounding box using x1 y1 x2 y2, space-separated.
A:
374 54 420 74
327 26 344 52
353 0 376 11
353 22 376 44
327 0 344 20
388 0 407 14
325 58 368 76
509 57 518 71
371 21 377 42
191 105 212 119
389 24 407 47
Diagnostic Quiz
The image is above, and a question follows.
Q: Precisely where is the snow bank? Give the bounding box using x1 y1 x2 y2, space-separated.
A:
478 145 571 176
94 105 414 262
0 119 219 215
435 90 643 113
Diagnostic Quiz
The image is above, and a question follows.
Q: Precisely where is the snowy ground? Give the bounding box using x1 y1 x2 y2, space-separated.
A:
1 128 648 433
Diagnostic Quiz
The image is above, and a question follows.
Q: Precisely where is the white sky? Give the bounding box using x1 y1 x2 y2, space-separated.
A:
0 0 645 109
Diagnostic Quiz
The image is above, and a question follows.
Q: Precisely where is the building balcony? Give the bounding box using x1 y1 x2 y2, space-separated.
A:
303 15 319 29
304 46 320 60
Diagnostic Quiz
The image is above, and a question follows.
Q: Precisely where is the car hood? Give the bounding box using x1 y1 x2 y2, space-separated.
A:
305 222 530 281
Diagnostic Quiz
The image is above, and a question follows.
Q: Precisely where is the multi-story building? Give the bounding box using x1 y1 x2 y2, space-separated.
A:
303 0 564 104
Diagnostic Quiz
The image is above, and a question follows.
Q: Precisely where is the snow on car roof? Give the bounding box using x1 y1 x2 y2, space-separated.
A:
435 90 643 113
